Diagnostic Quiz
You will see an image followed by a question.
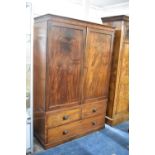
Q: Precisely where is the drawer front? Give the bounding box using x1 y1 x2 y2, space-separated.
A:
46 107 81 128
47 120 80 143
47 115 104 144
82 100 107 118
81 114 105 134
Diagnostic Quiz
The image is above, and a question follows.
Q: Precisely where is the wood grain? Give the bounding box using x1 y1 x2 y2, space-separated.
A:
46 107 81 128
33 21 47 143
116 43 129 113
46 22 86 110
83 28 113 101
47 114 104 146
33 14 115 148
82 100 107 119
102 15 129 125
33 21 47 112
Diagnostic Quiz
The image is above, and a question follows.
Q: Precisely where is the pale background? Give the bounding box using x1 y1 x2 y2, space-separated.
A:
1 0 155 155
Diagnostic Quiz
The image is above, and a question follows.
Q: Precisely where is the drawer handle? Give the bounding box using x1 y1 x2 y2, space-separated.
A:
92 121 96 126
63 115 69 120
92 108 97 113
63 130 69 135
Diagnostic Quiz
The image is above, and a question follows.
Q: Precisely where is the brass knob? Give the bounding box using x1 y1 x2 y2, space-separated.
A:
63 115 69 120
92 121 96 126
92 108 97 113
63 130 69 135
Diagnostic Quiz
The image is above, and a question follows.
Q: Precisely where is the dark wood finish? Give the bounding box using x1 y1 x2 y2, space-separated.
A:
101 15 129 22
83 28 114 101
46 107 81 128
47 114 104 147
33 21 47 112
34 14 114 31
102 15 129 125
82 100 107 119
46 21 86 110
33 21 47 143
34 112 45 143
34 14 114 148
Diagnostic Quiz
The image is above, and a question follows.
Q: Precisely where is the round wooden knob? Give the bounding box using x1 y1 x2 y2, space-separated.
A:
92 121 96 126
63 115 69 120
63 130 69 135
92 108 97 113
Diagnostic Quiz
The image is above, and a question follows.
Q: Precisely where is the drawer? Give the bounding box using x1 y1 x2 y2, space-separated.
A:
81 114 105 134
47 120 80 143
82 100 107 119
46 107 81 128
47 114 104 144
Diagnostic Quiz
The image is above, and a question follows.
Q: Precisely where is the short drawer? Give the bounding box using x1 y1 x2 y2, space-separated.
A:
47 120 80 143
81 114 105 133
46 107 81 128
82 100 107 119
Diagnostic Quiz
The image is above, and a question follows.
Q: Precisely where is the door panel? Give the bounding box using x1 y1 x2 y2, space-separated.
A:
46 21 86 110
83 28 113 103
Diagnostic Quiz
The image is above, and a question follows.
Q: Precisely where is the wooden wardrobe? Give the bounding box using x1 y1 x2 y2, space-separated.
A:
33 14 115 148
101 15 129 125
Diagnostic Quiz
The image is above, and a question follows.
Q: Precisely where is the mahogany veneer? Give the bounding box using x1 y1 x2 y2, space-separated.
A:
102 15 129 125
34 14 115 148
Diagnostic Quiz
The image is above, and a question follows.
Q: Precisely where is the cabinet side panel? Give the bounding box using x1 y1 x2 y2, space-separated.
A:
33 21 47 112
102 19 129 125
33 21 47 142
107 30 121 117
116 43 129 114
34 113 45 143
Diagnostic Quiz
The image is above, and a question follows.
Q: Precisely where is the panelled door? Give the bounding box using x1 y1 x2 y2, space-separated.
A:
83 27 114 104
46 21 86 110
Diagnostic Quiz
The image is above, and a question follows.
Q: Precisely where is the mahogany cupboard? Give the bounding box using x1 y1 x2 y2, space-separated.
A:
101 15 129 125
33 14 115 148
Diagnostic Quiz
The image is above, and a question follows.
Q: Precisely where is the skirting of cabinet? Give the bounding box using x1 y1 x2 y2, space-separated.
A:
105 112 129 126
43 114 105 149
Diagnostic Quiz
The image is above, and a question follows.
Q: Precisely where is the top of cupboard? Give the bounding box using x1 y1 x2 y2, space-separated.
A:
34 14 115 32
101 15 129 22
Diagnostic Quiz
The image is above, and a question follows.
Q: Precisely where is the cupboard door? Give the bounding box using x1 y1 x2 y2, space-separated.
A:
46 21 86 110
83 28 113 103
